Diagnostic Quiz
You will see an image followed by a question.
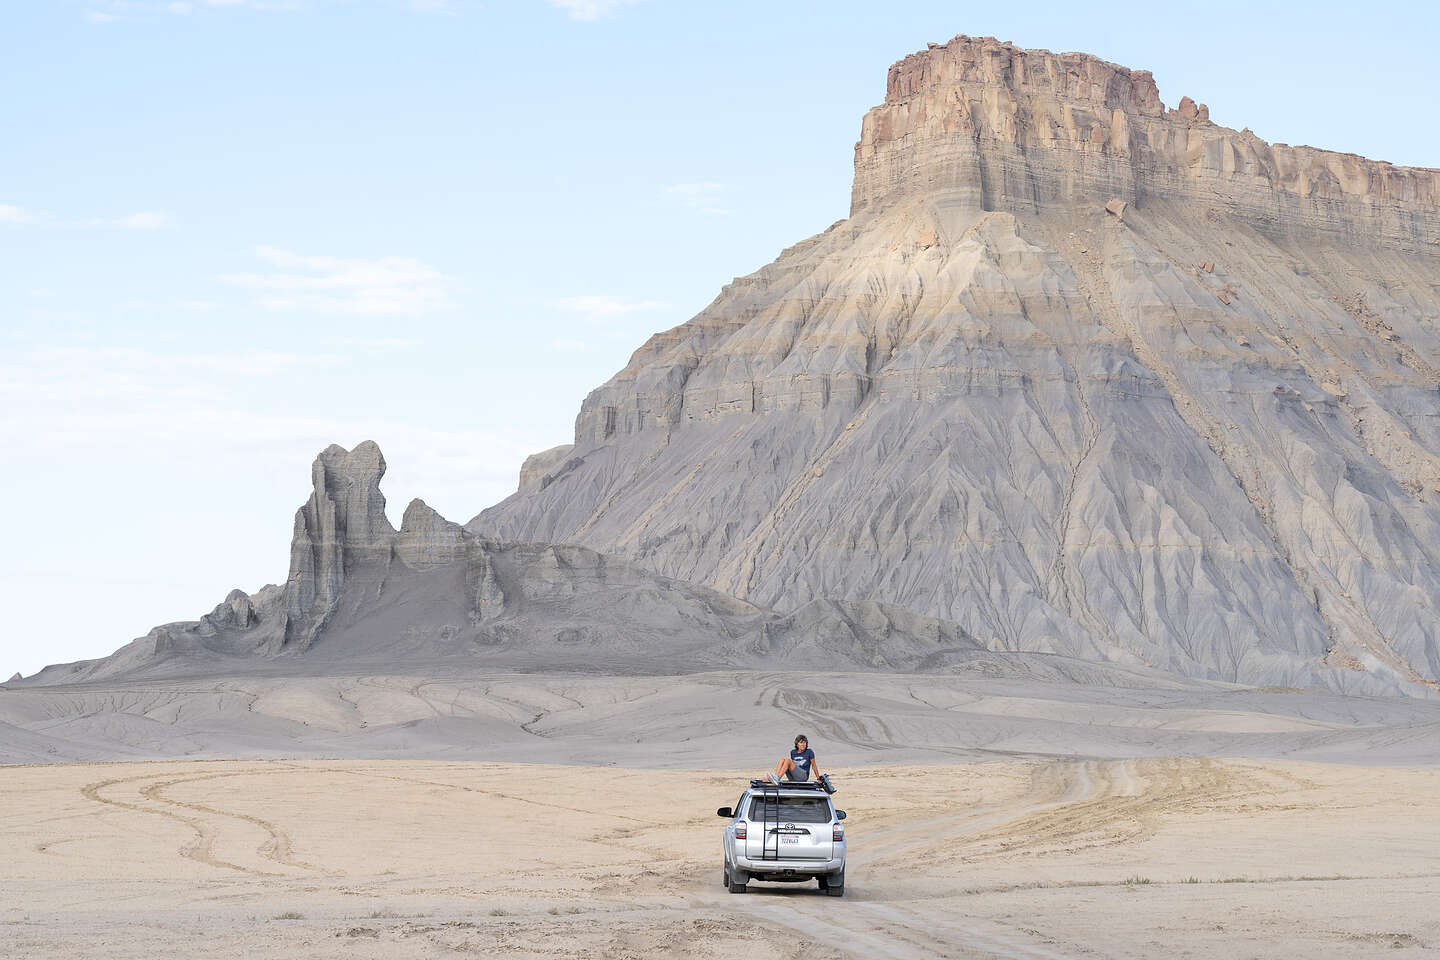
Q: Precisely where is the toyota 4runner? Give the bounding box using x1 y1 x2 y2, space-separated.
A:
716 779 847 896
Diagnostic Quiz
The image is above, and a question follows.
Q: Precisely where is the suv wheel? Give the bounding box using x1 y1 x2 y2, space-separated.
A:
824 869 844 897
728 871 748 894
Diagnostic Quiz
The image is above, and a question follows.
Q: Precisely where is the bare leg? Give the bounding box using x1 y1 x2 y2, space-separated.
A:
772 757 795 780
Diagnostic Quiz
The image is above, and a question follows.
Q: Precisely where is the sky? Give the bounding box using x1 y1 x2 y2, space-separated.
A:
3 0 1437 679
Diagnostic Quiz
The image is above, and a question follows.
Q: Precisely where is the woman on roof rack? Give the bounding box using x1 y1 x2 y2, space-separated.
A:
770 734 834 792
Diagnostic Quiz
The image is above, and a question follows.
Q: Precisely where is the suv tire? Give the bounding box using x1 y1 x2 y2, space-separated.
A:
824 869 844 897
728 871 748 894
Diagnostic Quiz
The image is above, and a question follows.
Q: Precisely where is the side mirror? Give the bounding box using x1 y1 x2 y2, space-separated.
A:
717 806 733 818
835 810 847 820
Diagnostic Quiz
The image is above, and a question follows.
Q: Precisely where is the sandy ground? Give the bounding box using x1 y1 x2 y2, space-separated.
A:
4 758 1438 959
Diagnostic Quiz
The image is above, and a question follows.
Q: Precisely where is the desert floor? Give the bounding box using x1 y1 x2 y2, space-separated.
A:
4 757 1438 959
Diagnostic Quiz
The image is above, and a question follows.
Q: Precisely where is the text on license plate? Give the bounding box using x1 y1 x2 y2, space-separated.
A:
780 836 799 844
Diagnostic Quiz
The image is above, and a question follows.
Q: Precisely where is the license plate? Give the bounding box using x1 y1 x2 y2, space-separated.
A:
781 836 799 845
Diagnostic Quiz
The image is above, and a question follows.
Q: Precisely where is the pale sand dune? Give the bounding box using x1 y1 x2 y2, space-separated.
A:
4 758 1437 959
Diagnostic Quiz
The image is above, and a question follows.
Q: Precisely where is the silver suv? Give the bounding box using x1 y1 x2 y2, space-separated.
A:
716 779 847 896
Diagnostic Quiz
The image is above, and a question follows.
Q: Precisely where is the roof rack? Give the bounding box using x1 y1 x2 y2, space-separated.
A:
748 778 827 791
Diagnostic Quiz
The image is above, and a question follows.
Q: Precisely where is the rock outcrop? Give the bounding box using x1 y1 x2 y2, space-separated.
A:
396 499 467 570
472 36 1440 696
284 441 396 649
517 444 578 494
850 37 1439 248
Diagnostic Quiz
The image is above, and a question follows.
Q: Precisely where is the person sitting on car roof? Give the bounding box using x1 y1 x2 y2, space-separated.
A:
771 734 821 783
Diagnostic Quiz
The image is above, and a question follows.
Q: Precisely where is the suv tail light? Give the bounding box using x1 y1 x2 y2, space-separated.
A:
734 822 747 840
832 823 844 842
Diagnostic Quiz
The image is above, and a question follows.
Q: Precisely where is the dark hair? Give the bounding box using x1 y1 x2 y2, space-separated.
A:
794 734 808 748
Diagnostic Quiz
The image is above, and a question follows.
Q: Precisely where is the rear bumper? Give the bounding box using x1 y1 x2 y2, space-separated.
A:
733 853 844 875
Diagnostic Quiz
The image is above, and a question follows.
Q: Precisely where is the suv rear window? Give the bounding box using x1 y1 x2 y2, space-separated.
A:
747 795 831 823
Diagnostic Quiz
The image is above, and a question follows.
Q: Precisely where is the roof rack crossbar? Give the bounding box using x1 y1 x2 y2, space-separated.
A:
747 778 826 791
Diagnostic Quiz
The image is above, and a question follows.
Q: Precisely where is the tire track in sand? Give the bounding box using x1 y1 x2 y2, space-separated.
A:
850 761 1097 871
741 897 1082 960
943 758 1269 865
140 770 331 874
852 900 1085 959
78 767 327 876
327 768 654 824
80 772 266 876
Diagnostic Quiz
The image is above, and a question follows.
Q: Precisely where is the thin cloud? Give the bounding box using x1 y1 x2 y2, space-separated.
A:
83 0 151 20
553 295 667 325
546 0 641 21
221 246 456 317
84 0 307 18
86 0 475 19
115 297 218 312
0 347 343 418
4 204 176 229
0 204 42 224
185 0 306 9
179 350 345 376
90 211 177 230
551 338 594 352
333 336 425 348
163 0 466 14
405 0 480 11
117 211 175 229
663 181 734 216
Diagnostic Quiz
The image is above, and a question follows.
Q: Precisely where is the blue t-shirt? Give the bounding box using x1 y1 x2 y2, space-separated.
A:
790 747 815 778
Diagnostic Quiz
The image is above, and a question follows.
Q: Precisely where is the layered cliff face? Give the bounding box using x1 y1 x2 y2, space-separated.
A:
851 37 1440 248
472 36 1440 696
